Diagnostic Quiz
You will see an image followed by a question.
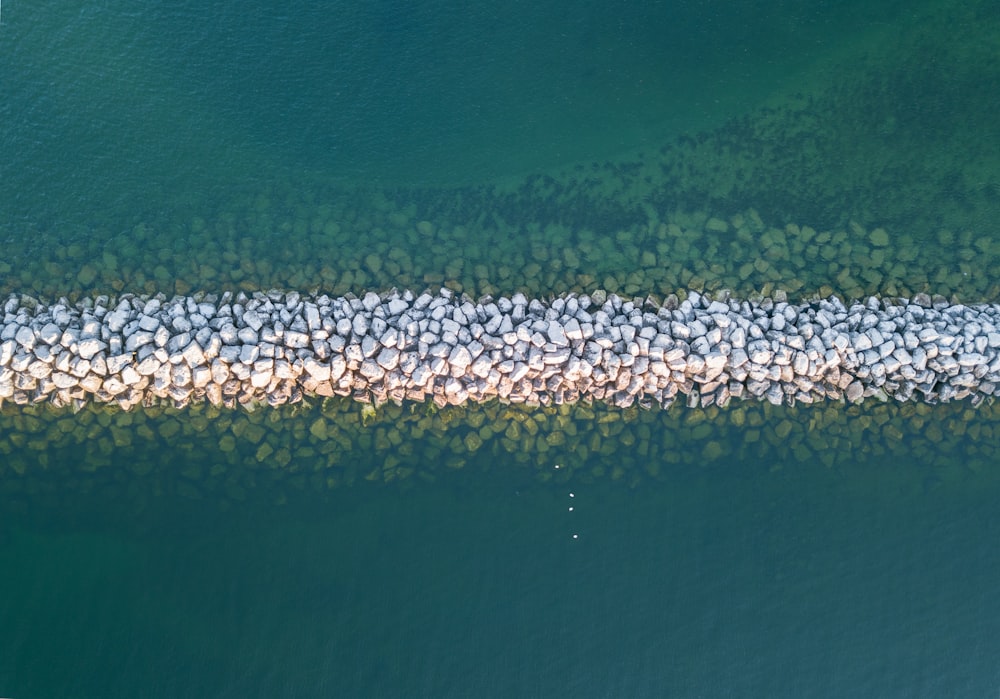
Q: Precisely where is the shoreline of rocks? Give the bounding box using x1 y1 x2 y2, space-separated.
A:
2 288 999 411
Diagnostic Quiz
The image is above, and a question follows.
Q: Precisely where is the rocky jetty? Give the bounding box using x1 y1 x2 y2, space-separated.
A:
2 289 999 411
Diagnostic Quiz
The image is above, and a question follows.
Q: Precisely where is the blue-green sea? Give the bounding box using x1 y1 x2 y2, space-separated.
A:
3 0 1000 696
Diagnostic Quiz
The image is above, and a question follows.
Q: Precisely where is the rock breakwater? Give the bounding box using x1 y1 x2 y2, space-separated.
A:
2 289 999 411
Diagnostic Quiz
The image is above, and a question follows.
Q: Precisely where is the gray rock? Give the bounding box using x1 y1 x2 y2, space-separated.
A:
138 314 160 332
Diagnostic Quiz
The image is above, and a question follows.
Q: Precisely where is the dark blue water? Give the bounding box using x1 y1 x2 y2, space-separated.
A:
2 0 1000 696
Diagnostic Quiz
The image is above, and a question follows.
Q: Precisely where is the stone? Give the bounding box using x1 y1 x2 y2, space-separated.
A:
448 345 472 371
359 359 384 380
14 325 35 350
546 322 569 347
303 357 331 381
38 322 62 345
376 347 400 371
0 289 999 412
181 341 206 367
77 338 106 360
250 360 273 388
846 381 865 402
386 298 409 316
352 314 369 336
869 228 890 246
137 314 160 332
242 310 263 332
284 330 310 349
310 418 328 440
136 355 161 376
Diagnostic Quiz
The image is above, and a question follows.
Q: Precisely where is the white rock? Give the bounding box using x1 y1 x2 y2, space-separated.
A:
38 322 62 345
543 347 572 365
359 358 384 380
154 325 170 348
387 298 409 316
303 303 321 330
181 341 206 368
329 356 347 382
14 325 35 349
239 344 259 364
137 355 161 375
121 366 142 385
191 365 212 388
409 365 431 386
376 347 400 371
106 354 133 374
749 347 773 365
361 335 379 358
243 310 264 332
845 381 864 402
27 360 52 380
210 359 230 384
331 318 350 337
69 357 92 378
124 330 154 353
547 322 569 347
302 357 330 381
284 330 309 349
704 351 728 371
172 364 192 387
729 326 746 348
106 309 130 333
251 360 273 388
352 314 369 336
958 353 986 368
0 340 14 366
274 359 296 379
792 351 810 375
80 374 103 392
103 376 127 395
78 338 106 360
237 327 258 345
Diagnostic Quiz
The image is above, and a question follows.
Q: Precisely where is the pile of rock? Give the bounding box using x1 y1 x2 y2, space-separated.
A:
1 289 999 411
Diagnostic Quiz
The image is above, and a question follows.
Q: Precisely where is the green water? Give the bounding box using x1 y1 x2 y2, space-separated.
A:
2 0 1000 695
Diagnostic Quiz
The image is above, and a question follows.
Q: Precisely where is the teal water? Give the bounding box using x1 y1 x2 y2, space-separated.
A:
1 0 920 229
3 0 1000 696
4 464 1000 697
